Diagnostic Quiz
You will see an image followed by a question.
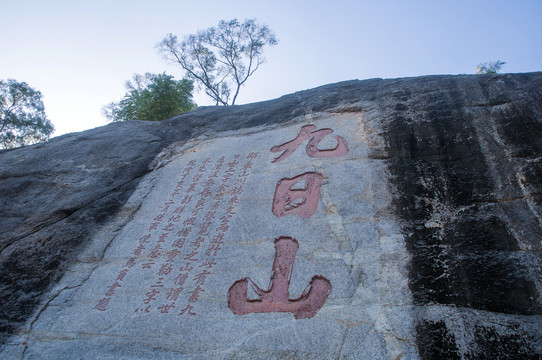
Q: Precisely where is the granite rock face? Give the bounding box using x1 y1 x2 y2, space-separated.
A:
1 73 541 359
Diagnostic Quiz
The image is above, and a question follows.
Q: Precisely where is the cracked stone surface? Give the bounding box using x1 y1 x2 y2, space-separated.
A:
1 73 542 359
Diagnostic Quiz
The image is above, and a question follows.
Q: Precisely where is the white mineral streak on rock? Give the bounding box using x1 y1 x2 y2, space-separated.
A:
470 106 541 251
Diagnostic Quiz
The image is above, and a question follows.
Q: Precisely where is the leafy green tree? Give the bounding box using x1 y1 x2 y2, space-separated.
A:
0 79 54 149
475 60 506 74
158 18 278 106
104 72 196 122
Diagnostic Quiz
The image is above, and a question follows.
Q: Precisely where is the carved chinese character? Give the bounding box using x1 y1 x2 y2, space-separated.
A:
206 244 221 257
143 289 160 304
151 277 164 288
177 227 191 237
166 249 182 262
217 221 229 232
210 201 221 211
166 287 183 301
184 251 199 262
198 222 212 235
172 237 186 249
141 261 155 269
204 210 216 221
158 263 174 276
183 217 196 226
116 269 129 281
135 305 150 313
192 173 202 183
173 206 185 214
222 172 233 183
212 232 225 244
200 258 217 269
189 286 204 302
270 125 348 163
173 273 189 287
124 257 136 268
138 234 151 244
105 281 121 297
158 303 176 314
179 304 196 316
193 269 211 285
94 297 111 311
149 245 161 258
153 213 165 222
132 244 146 256
168 215 182 223
158 233 168 243
190 236 205 251
272 172 324 218
228 237 332 319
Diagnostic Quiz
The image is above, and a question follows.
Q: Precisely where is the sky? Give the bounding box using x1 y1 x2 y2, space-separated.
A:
1 0 541 137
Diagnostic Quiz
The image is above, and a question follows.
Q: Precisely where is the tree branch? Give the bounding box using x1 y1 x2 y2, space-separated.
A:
158 19 277 106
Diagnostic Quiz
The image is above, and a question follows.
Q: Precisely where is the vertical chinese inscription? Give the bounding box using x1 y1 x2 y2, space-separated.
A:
135 158 207 313
177 152 257 316
228 125 348 319
94 152 259 317
94 160 197 312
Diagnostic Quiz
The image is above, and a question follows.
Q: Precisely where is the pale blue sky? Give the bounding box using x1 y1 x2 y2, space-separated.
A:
1 0 541 136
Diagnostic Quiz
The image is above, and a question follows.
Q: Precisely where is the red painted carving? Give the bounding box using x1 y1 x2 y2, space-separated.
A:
98 153 259 314
184 251 199 262
272 172 324 218
138 234 151 244
206 244 222 257
189 286 204 302
143 289 160 304
270 125 348 163
200 258 217 269
158 303 176 314
124 258 136 268
179 304 196 316
158 263 174 276
166 287 183 301
105 281 121 296
135 305 151 313
94 297 111 311
227 237 332 319
173 273 189 286
116 269 129 281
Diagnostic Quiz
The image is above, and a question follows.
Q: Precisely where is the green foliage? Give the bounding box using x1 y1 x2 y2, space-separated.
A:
0 79 54 149
104 73 196 122
475 60 506 74
158 18 278 106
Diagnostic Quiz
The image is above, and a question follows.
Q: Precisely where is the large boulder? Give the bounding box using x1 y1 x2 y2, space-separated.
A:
1 73 541 359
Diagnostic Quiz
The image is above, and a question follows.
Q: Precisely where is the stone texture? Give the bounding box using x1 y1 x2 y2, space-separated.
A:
0 73 541 359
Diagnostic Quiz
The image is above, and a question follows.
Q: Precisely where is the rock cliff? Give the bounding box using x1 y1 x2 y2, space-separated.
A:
1 73 541 359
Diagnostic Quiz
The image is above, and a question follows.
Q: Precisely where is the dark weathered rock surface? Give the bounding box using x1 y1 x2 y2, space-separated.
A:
0 73 541 358
376 74 542 358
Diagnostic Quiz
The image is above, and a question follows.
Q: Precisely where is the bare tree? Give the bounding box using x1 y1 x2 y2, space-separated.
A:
157 19 278 106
